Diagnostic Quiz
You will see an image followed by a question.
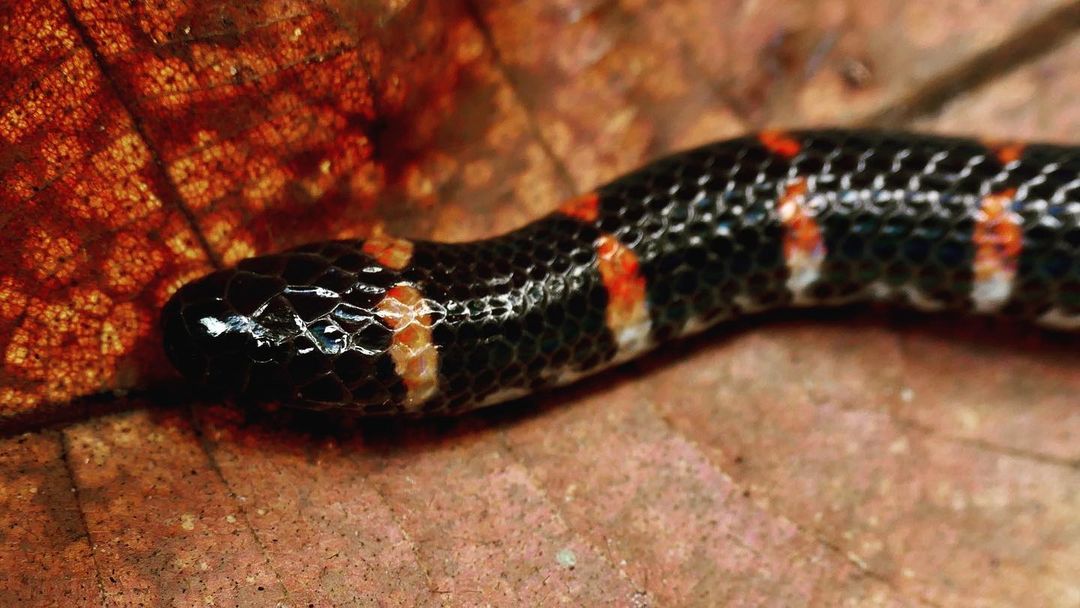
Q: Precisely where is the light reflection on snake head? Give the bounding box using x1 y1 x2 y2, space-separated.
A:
162 254 399 409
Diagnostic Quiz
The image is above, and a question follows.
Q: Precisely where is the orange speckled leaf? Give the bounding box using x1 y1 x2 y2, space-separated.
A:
2 1 1079 606
0 0 487 419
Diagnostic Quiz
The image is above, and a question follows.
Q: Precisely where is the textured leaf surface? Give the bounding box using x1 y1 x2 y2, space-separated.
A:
1 0 1078 606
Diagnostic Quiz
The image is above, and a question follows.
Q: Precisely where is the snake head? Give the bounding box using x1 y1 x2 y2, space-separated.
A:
161 244 406 413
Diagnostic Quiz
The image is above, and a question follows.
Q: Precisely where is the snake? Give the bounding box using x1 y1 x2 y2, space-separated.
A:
161 129 1080 416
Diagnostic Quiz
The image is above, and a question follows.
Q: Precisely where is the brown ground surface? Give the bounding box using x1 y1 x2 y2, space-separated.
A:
1 1 1078 606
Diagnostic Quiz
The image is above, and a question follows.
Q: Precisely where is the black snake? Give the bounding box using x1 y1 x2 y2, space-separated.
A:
161 130 1080 415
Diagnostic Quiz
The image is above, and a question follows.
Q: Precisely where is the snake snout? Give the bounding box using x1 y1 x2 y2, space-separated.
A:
161 268 279 395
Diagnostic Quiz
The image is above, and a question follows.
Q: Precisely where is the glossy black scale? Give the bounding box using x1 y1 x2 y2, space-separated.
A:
590 136 791 340
402 216 616 412
162 130 1080 416
1004 145 1080 319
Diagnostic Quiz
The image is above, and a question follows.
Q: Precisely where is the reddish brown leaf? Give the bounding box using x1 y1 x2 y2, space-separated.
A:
1 0 493 418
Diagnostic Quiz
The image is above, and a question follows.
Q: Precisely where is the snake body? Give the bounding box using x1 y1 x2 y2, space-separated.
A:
162 130 1080 415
